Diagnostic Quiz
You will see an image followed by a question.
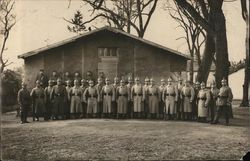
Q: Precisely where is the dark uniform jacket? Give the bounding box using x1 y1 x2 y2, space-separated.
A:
18 88 31 108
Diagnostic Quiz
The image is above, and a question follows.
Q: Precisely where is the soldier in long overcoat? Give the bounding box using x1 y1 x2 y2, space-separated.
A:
131 77 144 119
143 77 150 119
44 80 54 120
126 77 133 118
209 81 219 122
197 82 211 123
180 80 195 120
101 78 115 118
69 80 83 119
158 79 166 119
83 80 99 118
146 78 159 119
212 78 233 126
30 80 46 121
176 78 184 120
193 81 201 121
95 77 104 118
65 80 72 119
162 78 178 120
17 82 32 124
80 79 87 118
116 79 129 119
50 78 67 120
112 77 119 118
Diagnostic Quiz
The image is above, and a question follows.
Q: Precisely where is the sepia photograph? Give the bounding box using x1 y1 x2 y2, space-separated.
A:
1 0 249 160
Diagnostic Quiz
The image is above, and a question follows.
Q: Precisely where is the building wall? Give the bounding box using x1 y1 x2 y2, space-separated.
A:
23 30 188 88
24 54 44 89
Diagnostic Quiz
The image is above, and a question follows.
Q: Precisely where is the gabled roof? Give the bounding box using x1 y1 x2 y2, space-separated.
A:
18 26 190 59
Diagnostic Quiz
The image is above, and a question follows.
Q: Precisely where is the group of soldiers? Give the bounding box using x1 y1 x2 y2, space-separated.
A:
17 70 233 126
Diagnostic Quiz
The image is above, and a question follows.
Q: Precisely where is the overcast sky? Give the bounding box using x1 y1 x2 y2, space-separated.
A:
3 0 247 70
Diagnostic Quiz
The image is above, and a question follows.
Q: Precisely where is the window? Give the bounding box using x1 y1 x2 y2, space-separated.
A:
98 47 118 57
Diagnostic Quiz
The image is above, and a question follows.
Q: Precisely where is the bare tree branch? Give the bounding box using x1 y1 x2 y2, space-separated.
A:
0 0 16 73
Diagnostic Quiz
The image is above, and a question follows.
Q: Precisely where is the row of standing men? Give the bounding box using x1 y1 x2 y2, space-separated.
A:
18 76 233 125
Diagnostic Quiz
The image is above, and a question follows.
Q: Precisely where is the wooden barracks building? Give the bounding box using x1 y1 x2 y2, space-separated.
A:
18 26 190 88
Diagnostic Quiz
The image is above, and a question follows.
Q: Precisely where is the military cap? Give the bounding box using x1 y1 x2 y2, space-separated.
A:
81 79 85 83
135 77 140 81
35 80 40 84
150 78 154 82
195 81 200 85
105 78 110 81
128 77 133 81
89 80 94 84
221 78 227 83
200 82 205 86
161 78 165 82
178 77 183 81
21 82 27 86
145 77 150 82
120 79 125 83
167 77 172 82
97 77 102 81
184 79 190 83
57 78 62 82
114 77 119 81
74 79 79 83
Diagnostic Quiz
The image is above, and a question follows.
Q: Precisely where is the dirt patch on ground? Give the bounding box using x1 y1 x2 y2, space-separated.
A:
1 106 250 160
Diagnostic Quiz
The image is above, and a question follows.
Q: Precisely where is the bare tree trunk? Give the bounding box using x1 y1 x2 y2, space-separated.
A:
197 34 215 84
197 10 215 84
240 15 249 107
190 53 194 83
212 3 230 88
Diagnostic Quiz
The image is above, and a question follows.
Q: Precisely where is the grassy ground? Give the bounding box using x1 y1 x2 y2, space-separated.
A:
1 104 250 161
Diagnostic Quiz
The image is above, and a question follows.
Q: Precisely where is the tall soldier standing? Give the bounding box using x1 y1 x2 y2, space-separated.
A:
158 79 166 119
112 77 119 118
101 78 115 118
80 79 87 118
17 82 31 124
146 78 159 119
95 77 104 118
83 80 99 118
30 80 46 121
50 78 67 120
126 77 133 118
131 77 144 119
69 80 83 119
212 78 233 126
181 80 195 120
116 79 129 119
65 80 72 119
209 81 219 122
193 81 201 121
143 77 150 119
44 80 54 120
162 78 178 120
176 78 184 120
197 82 211 123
